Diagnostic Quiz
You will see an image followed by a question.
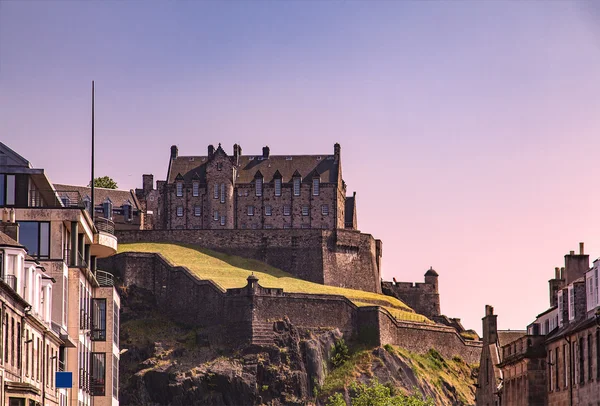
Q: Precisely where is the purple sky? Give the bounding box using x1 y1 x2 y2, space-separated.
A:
2 1 600 334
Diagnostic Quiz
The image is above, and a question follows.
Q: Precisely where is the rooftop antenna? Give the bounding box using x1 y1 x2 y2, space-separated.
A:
90 80 95 221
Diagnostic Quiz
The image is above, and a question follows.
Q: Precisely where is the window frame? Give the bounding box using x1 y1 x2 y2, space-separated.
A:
302 206 309 216
18 221 50 259
312 178 320 196
192 182 199 197
176 206 183 217
91 298 107 341
321 205 329 216
265 205 272 216
274 179 282 197
283 205 291 216
255 178 263 197
194 206 201 217
247 206 254 216
293 178 300 196
176 182 183 197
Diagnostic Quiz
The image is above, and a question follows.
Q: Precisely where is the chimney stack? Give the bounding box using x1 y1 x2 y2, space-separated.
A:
580 242 584 255
570 251 575 255
555 267 560 279
262 146 270 159
142 174 154 192
170 145 178 160
334 143 341 161
208 144 215 158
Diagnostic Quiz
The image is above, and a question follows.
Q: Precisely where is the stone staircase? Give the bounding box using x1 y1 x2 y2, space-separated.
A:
252 321 275 346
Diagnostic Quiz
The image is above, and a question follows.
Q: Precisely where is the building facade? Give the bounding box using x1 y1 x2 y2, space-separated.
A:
0 142 120 406
136 143 358 231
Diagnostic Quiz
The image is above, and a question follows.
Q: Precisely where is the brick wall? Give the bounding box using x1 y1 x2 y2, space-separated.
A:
115 228 382 293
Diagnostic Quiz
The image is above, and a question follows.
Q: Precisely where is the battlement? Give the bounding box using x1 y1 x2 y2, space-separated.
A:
381 267 441 319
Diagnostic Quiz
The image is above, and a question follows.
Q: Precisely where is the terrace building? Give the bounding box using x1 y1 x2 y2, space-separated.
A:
0 142 120 406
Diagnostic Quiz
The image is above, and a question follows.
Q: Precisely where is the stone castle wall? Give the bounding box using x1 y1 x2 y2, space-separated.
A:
381 280 441 319
99 252 481 364
115 228 382 293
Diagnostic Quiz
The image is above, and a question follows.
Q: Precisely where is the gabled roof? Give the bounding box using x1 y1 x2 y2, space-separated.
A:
498 330 527 348
0 142 31 168
53 184 142 210
166 153 339 185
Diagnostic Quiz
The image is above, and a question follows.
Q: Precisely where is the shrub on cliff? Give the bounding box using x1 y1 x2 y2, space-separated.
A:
326 380 434 406
331 338 350 368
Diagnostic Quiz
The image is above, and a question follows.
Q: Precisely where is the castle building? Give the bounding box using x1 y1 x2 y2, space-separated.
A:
136 143 358 231
0 142 121 406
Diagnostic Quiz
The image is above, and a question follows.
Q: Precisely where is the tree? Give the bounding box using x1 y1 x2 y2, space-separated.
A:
326 380 434 406
90 176 118 189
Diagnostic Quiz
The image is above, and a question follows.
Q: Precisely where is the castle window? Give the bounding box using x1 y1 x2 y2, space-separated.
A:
283 205 291 216
293 178 300 196
217 162 223 171
251 223 258 230
275 179 282 196
301 224 310 229
176 206 183 217
312 178 320 196
283 224 291 229
220 183 225 203
213 211 218 221
214 184 218 199
302 206 309 216
255 178 263 197
193 182 199 197
264 224 273 229
265 205 272 216
194 206 201 217
176 182 183 197
321 205 329 216
247 206 254 216
220 215 226 226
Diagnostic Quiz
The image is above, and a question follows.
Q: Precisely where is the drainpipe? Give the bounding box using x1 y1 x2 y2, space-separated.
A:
42 330 47 406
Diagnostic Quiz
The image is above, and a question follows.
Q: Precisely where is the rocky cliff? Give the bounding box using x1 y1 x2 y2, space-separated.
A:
119 285 478 405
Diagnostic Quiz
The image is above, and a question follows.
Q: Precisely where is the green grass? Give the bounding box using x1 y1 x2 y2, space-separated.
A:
118 242 431 323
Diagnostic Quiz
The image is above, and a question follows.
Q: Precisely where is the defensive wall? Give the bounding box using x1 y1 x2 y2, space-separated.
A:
115 228 382 294
99 252 481 364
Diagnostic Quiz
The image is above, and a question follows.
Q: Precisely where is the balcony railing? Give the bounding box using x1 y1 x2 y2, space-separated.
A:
94 217 115 235
90 376 106 396
80 308 91 331
29 190 86 209
1 274 17 291
79 368 90 393
96 270 114 287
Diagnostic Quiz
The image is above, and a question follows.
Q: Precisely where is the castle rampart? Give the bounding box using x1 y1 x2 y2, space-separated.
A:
99 252 481 364
115 228 382 293
381 267 441 319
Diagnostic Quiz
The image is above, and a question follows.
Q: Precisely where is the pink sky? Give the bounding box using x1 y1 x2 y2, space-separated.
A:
2 1 600 334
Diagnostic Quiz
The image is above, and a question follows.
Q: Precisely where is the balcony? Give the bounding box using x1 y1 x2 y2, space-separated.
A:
29 189 85 209
96 270 114 287
0 274 17 291
91 217 117 258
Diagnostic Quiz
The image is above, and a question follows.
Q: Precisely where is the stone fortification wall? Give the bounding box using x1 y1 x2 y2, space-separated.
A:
381 280 441 319
115 228 382 293
100 252 480 364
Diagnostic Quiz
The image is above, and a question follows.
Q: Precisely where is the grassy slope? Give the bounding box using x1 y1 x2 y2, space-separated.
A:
118 242 431 323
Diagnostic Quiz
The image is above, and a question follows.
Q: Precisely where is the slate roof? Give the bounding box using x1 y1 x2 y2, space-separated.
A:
53 184 142 210
498 330 527 348
167 154 339 185
0 231 24 249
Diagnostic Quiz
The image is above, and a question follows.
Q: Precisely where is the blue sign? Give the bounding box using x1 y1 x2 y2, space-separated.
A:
56 372 73 388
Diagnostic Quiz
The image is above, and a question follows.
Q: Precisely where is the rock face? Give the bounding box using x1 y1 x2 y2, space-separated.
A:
118 285 476 405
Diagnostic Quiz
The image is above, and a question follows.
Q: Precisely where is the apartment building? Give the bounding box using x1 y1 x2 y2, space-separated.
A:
0 142 120 406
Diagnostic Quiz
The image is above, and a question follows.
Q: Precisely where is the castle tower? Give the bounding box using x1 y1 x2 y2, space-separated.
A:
424 267 440 317
205 143 234 229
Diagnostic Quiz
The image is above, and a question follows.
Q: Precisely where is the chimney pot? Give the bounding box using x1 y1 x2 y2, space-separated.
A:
561 267 565 279
580 242 584 255
555 267 560 279
570 251 575 256
208 144 215 158
262 146 270 159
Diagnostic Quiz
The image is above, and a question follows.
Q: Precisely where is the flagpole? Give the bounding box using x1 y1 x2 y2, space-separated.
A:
91 80 95 221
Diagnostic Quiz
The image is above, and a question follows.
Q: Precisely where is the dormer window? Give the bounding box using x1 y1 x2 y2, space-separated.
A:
83 196 91 212
312 177 320 196
275 179 282 197
102 198 113 220
255 172 263 197
193 182 199 197
123 200 133 221
176 182 183 197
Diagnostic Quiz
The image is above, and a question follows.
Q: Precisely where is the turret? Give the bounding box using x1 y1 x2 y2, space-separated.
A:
424 266 439 292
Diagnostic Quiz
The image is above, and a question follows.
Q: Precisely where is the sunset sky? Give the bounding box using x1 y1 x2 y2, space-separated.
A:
2 1 600 334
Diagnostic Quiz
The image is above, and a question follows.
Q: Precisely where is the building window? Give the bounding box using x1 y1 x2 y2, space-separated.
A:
123 203 133 222
220 183 225 203
217 162 223 171
321 205 329 216
255 178 262 197
176 206 183 217
293 178 300 196
283 205 291 216
264 224 273 229
113 301 119 347
558 290 564 327
301 224 310 229
220 215 226 226
213 184 218 199
113 354 119 399
176 182 183 197
274 179 282 196
568 286 575 321
312 178 320 196
19 221 50 259
91 299 106 341
283 224 291 229
194 206 201 217
0 174 16 206
247 206 254 216
588 334 593 381
265 205 272 216
193 182 199 197
302 206 309 216
102 199 113 219
579 337 584 384
213 211 218 221
90 352 106 396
